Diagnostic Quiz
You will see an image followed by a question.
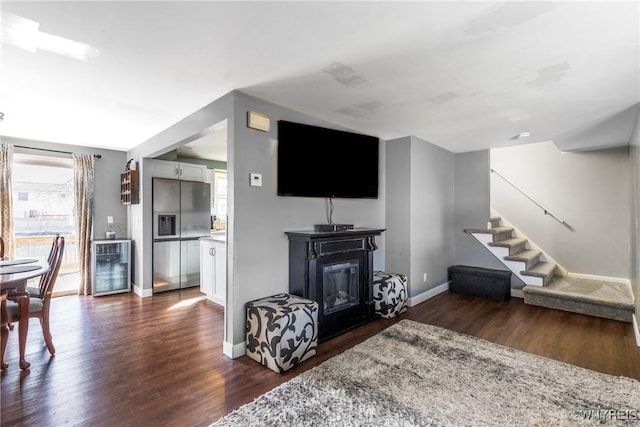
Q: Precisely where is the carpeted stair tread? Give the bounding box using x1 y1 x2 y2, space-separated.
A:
490 226 514 242
504 249 542 270
523 276 635 322
522 262 556 279
504 249 541 263
464 226 513 235
523 276 634 310
488 237 526 248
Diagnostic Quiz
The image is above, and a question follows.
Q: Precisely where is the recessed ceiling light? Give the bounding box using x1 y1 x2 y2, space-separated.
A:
517 132 531 139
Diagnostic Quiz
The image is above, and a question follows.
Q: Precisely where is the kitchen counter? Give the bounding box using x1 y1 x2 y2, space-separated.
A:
201 233 226 243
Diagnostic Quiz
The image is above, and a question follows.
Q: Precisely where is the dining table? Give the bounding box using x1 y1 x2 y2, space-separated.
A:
0 257 50 370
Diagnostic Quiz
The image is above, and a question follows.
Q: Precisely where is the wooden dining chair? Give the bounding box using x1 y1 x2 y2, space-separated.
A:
1 293 8 370
27 234 61 299
7 234 61 332
5 235 65 356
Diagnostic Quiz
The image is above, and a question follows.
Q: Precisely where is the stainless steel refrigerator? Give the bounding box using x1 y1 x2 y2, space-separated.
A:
152 178 211 293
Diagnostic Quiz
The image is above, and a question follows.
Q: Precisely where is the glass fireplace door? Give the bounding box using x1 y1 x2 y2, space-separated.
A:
313 251 369 340
322 261 360 315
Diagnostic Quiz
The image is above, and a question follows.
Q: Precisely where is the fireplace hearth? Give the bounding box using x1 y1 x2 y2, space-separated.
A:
286 228 385 341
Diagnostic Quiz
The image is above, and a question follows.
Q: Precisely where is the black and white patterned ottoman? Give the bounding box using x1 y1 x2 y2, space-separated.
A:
373 271 408 318
245 293 318 373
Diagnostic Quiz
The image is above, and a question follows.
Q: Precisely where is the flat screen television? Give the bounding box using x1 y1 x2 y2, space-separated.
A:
277 120 379 199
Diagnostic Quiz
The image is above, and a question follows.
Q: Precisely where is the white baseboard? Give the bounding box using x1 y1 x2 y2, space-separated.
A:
408 281 450 307
223 340 246 359
633 314 640 347
511 288 524 299
132 285 153 298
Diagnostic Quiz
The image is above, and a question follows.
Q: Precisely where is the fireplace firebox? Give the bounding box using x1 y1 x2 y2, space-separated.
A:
285 228 385 341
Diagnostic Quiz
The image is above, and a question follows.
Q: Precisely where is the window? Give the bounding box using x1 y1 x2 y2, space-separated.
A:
12 153 78 295
13 154 74 234
212 169 227 231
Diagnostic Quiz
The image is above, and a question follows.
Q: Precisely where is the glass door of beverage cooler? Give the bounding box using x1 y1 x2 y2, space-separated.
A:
92 240 131 296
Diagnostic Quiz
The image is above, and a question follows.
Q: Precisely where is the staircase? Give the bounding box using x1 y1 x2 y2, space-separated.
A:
465 216 635 323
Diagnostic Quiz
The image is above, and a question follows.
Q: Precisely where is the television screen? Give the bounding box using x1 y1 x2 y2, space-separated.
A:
277 120 379 199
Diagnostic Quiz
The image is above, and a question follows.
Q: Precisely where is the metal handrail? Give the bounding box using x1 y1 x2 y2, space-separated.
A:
491 168 570 228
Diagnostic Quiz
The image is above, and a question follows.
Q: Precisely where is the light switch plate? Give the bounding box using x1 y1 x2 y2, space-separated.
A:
250 173 262 187
107 216 114 224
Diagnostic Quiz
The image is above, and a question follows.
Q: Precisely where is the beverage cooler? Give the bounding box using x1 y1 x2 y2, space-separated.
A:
91 239 131 296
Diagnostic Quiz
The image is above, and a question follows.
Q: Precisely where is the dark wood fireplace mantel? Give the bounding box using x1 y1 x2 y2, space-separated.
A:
285 228 385 341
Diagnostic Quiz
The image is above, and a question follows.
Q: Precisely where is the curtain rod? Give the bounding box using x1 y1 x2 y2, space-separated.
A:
14 145 102 159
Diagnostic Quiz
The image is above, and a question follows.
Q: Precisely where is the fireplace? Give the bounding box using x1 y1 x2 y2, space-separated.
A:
323 261 359 315
286 228 385 341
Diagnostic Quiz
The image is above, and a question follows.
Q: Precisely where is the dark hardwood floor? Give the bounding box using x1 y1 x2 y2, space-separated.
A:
1 288 639 426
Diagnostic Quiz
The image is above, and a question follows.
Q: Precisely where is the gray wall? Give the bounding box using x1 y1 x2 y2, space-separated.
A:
128 90 386 350
385 137 411 285
410 136 455 291
5 136 128 240
629 109 640 323
491 141 631 279
386 136 455 297
228 91 385 347
453 150 510 276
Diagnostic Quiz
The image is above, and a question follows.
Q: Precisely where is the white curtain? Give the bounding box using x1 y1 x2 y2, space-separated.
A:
0 143 14 258
73 154 95 295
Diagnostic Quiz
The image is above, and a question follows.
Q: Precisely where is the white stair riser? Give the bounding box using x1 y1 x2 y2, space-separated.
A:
473 233 493 245
473 233 513 258
490 247 511 258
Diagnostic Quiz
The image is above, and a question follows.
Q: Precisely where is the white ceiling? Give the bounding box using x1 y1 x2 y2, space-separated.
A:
1 1 638 154
177 120 228 161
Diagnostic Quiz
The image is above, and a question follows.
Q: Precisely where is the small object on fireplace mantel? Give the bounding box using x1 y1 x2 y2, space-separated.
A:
314 223 354 232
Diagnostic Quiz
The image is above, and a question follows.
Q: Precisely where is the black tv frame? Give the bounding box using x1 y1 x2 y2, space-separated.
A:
277 120 379 199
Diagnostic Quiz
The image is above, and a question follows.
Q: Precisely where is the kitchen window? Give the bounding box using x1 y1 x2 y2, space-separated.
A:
212 169 227 231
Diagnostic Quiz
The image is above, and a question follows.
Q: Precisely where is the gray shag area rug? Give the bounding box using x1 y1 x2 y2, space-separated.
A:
212 320 640 426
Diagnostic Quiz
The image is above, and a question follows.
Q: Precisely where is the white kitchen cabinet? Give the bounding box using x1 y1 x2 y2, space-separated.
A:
199 238 226 306
200 240 214 297
150 159 207 182
180 162 208 182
